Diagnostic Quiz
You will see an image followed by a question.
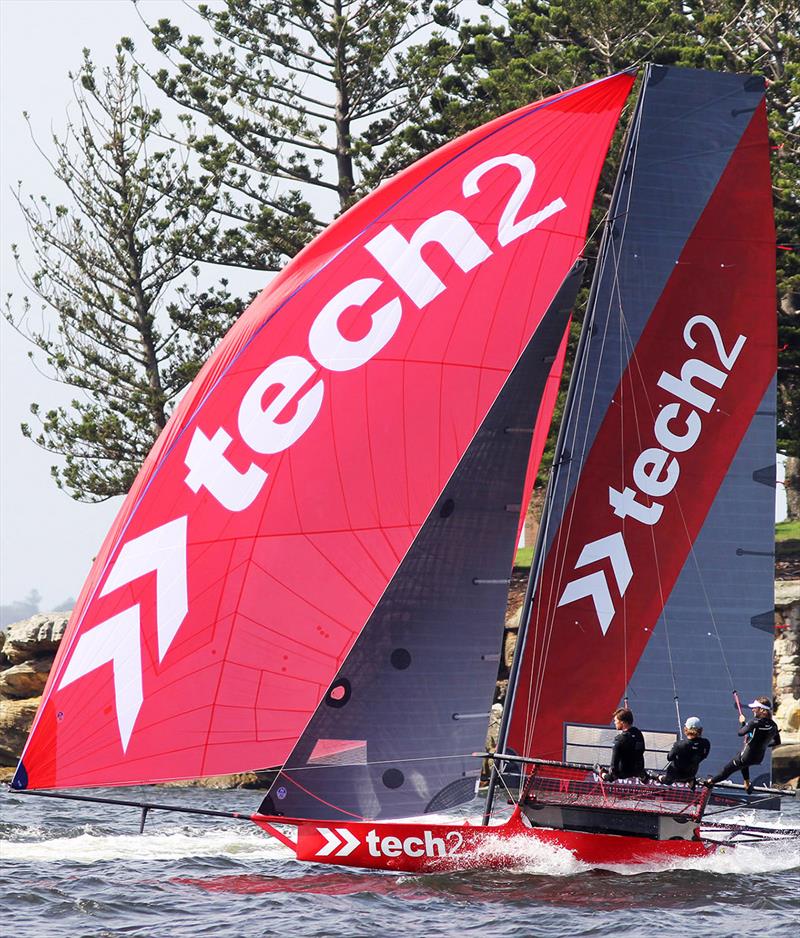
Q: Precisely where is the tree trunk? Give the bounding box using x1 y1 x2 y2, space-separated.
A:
785 456 800 521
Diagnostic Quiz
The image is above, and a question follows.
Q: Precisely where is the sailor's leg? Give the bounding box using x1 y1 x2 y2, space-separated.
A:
659 765 678 785
740 762 752 793
708 756 741 785
594 764 615 782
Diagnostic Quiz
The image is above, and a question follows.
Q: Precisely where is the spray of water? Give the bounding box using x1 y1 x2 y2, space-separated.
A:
2 823 294 864
4 808 797 875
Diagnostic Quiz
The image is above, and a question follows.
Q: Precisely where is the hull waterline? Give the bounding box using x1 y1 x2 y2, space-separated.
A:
252 810 716 873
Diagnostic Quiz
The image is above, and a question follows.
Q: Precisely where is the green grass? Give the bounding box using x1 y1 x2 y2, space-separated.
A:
514 546 534 569
776 520 800 541
776 519 800 559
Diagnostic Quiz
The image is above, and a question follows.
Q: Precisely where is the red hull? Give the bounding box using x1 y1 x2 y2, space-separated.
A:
252 809 714 873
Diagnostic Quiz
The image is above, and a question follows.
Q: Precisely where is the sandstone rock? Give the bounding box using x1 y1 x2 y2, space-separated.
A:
775 580 800 607
3 613 69 665
0 696 40 766
503 630 517 669
0 657 53 699
775 698 800 733
484 702 503 752
163 771 274 789
505 606 522 629
771 742 800 786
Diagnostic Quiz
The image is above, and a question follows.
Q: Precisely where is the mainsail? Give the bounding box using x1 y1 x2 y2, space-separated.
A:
14 73 634 791
504 66 777 782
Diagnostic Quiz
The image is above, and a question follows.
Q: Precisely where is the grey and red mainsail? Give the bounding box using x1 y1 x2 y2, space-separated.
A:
506 66 776 781
14 73 633 791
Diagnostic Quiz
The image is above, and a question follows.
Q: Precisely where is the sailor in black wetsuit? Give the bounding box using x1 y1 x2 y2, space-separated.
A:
658 716 710 786
705 697 781 794
596 708 648 783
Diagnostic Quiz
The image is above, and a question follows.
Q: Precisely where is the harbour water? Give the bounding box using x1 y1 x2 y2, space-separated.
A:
2 786 799 937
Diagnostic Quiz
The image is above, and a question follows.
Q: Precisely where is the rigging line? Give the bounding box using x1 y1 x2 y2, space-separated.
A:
484 254 608 822
508 268 601 753
676 507 738 692
524 243 617 744
504 234 619 757
617 241 630 706
612 281 736 698
524 74 650 749
528 73 648 677
615 296 682 733
522 216 634 734
512 208 610 736
484 267 599 823
278 752 481 772
278 772 367 821
517 276 607 750
523 272 621 746
488 757 517 805
511 222 617 728
600 100 763 701
489 78 648 807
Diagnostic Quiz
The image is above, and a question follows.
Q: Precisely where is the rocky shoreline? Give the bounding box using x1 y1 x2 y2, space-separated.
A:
2 580 799 788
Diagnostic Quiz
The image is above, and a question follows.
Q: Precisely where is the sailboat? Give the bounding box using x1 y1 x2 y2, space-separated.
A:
10 64 798 872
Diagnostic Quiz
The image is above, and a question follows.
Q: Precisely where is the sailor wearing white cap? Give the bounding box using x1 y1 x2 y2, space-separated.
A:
704 696 781 794
657 717 710 786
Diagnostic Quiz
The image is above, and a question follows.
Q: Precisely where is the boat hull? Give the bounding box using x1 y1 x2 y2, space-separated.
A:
252 811 715 873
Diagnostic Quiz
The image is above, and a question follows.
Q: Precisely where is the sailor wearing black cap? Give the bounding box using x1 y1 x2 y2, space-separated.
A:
658 716 710 786
704 696 781 794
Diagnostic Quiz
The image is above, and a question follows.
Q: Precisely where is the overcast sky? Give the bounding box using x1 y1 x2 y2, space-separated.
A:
0 0 788 612
0 0 253 610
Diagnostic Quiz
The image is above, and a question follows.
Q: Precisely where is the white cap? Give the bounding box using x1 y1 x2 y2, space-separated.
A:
684 716 702 730
748 700 771 711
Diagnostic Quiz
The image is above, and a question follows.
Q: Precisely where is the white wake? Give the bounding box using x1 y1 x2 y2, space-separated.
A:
2 823 295 864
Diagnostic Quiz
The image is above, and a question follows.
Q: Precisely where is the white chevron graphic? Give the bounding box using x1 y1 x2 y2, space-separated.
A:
316 827 360 857
57 517 189 751
557 532 632 635
59 607 143 749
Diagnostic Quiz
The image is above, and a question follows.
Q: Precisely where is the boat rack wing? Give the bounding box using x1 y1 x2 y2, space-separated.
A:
521 762 711 821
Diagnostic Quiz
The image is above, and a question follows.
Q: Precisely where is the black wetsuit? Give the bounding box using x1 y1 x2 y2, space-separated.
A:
661 736 711 784
710 716 781 787
606 726 647 781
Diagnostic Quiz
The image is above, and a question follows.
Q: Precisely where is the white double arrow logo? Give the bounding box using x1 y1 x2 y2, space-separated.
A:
557 532 632 635
58 517 189 751
316 827 360 857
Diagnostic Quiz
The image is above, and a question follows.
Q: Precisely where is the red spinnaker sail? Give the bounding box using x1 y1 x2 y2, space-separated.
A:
15 73 633 790
516 325 570 546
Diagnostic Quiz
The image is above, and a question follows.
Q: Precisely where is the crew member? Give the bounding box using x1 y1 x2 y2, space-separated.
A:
596 708 648 783
657 716 710 785
704 696 781 794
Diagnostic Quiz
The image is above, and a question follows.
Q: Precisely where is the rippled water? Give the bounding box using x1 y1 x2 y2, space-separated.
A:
2 787 799 937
